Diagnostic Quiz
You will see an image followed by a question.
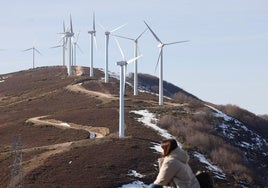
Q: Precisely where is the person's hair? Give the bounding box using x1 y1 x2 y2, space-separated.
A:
161 139 178 157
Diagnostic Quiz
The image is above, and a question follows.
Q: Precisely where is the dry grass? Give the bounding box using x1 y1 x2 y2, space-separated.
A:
157 113 253 184
1 66 265 187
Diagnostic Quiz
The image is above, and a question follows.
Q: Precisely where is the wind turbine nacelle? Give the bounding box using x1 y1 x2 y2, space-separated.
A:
66 32 74 37
105 31 110 35
88 30 96 34
157 43 164 48
116 61 127 66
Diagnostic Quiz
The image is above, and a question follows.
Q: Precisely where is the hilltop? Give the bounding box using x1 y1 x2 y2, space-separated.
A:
0 66 267 187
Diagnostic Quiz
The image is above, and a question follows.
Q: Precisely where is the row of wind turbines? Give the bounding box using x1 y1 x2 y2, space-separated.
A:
19 13 189 138
54 14 188 105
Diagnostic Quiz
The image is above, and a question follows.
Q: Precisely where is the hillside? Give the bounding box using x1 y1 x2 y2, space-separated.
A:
0 66 267 187
260 114 268 121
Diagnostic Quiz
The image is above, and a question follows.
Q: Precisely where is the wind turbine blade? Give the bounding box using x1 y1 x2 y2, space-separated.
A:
50 45 62 49
77 44 83 54
113 36 125 60
70 15 73 33
57 32 66 35
35 48 42 55
136 28 148 40
143 21 162 43
63 21 66 32
64 36 68 45
111 34 134 41
57 37 64 45
127 55 143 64
93 35 98 50
33 39 36 46
75 31 80 43
110 23 127 33
22 48 33 52
165 40 189 46
98 22 106 31
154 49 162 73
93 12 96 31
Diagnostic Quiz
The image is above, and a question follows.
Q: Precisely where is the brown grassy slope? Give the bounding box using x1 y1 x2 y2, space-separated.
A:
0 66 163 187
0 66 242 187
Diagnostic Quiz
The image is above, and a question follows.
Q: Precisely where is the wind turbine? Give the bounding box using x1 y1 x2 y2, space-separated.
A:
115 49 142 138
88 12 97 77
51 22 67 66
144 21 189 105
112 28 147 96
72 32 83 66
99 22 127 83
113 37 141 95
62 15 75 76
23 46 41 69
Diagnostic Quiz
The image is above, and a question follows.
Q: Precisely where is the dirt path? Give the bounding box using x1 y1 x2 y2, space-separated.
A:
14 81 115 184
11 116 110 186
10 78 181 186
66 84 117 104
26 116 109 138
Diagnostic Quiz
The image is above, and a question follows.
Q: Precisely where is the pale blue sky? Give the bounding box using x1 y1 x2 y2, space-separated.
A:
0 0 267 115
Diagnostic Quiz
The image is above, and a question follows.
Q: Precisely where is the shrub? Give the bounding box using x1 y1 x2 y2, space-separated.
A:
157 113 253 183
217 104 268 138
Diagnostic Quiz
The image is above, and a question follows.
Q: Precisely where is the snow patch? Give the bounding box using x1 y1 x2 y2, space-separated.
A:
206 105 268 157
121 181 148 188
0 76 9 83
150 142 162 153
127 170 145 178
193 152 226 179
130 110 179 145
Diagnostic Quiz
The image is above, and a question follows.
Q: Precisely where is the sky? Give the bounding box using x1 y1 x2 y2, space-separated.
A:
0 0 267 115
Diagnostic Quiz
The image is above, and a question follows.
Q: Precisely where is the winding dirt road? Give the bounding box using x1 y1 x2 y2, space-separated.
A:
26 116 109 138
11 81 114 186
66 83 117 104
12 76 179 186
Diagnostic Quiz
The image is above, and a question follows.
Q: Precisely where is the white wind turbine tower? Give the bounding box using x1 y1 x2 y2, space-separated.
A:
88 12 97 77
99 22 127 83
115 40 142 138
51 22 67 66
23 46 42 69
112 28 147 96
72 32 83 66
144 21 189 105
62 15 75 76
